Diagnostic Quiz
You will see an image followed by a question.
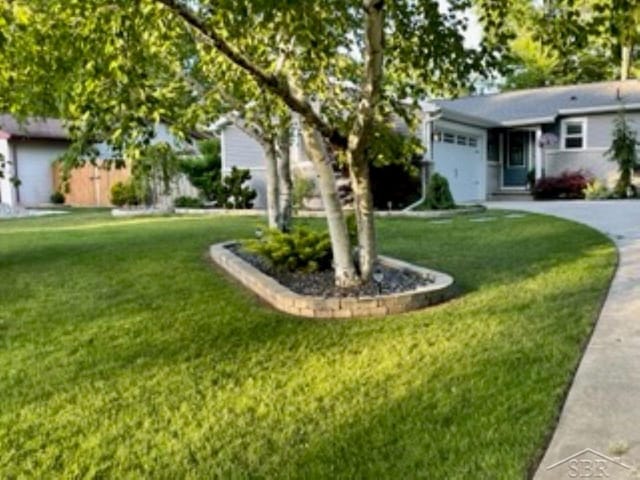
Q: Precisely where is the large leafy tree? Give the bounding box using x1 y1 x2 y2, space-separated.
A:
0 0 506 286
487 0 640 89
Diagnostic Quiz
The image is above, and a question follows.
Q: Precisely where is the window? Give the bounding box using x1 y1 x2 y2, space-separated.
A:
443 132 455 144
468 137 478 148
562 119 586 149
456 135 467 145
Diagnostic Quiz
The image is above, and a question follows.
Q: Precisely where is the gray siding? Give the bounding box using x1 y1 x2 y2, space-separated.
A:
221 125 265 170
544 149 618 186
584 112 640 148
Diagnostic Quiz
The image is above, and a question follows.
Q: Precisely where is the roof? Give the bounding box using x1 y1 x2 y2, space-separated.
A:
434 80 640 127
0 114 69 140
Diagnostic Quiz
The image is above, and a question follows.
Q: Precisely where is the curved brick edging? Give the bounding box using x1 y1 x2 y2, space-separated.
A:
210 242 455 318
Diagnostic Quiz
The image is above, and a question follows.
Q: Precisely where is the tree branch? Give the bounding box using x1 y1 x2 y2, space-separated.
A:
348 0 385 159
154 0 348 149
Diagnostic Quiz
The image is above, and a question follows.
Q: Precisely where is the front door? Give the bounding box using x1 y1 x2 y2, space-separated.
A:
503 131 534 188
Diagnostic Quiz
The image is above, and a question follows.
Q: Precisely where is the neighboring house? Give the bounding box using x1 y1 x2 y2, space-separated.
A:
428 80 640 202
0 115 69 207
0 114 199 207
222 80 640 205
220 122 317 208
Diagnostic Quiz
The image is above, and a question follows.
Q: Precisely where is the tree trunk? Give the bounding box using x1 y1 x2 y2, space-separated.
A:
344 0 384 281
262 139 280 229
348 155 376 279
301 122 359 287
276 128 293 232
621 44 631 81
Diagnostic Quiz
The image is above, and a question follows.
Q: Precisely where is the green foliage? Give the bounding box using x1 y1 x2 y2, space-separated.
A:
424 173 456 210
607 112 639 197
173 196 203 208
488 0 639 89
133 142 183 198
583 180 612 200
110 180 146 207
180 138 221 201
367 122 422 209
292 175 315 212
49 191 65 205
214 167 257 209
245 226 332 273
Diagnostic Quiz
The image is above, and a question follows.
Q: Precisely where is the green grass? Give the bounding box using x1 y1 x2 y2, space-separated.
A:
0 209 615 479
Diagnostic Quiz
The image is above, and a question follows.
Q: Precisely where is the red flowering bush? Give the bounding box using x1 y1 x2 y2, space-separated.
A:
533 171 593 200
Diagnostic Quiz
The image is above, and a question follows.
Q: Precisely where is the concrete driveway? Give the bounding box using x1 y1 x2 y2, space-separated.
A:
487 200 640 479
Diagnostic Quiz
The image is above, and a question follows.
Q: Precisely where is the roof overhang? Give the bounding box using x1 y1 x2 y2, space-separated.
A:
438 107 500 128
500 116 557 127
557 103 640 116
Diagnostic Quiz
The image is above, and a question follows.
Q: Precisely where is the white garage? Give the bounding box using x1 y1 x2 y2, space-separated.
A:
14 140 69 206
432 121 486 203
0 115 70 208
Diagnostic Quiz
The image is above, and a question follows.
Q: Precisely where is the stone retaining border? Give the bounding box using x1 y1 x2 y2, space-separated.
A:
176 205 485 219
210 242 456 318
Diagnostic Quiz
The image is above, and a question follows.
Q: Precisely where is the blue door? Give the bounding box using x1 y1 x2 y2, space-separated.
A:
503 131 534 187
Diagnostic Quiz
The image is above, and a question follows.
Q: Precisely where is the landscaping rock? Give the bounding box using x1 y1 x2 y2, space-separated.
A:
229 244 434 298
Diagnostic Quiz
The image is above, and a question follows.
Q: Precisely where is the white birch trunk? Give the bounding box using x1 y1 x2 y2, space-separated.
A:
276 129 293 232
345 0 384 281
262 139 280 230
301 123 358 287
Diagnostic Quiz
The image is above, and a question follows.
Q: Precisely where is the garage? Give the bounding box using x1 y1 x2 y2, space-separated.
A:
432 123 486 203
15 140 69 206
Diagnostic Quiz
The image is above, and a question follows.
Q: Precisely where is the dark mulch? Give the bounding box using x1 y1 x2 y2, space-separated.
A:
228 244 434 298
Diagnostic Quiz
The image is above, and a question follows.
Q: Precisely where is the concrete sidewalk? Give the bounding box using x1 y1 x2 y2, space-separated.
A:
487 201 640 479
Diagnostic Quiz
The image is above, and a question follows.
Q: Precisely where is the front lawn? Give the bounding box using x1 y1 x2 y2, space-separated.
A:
0 210 615 478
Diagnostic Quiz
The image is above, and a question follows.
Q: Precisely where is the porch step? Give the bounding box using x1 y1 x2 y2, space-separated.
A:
490 191 533 202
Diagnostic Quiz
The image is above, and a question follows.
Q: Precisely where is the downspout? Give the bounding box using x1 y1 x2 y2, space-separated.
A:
404 110 442 211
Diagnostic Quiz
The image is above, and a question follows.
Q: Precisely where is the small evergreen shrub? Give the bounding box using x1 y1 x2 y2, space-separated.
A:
583 180 611 200
245 227 332 273
533 171 591 200
215 167 257 209
180 139 221 201
607 112 638 197
50 191 65 204
174 196 204 208
110 181 143 207
424 173 455 210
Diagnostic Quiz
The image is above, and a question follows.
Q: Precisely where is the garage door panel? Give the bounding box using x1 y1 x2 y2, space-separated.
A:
16 142 68 206
432 130 483 203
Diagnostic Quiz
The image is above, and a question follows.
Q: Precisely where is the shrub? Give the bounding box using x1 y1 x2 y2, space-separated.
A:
50 191 65 204
110 180 143 207
533 171 592 200
424 173 455 210
214 167 257 209
245 226 332 273
174 196 203 208
292 175 315 211
607 112 638 197
180 139 221 201
583 180 611 200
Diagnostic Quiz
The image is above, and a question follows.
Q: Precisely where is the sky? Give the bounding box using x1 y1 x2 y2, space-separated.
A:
464 11 483 49
438 0 484 49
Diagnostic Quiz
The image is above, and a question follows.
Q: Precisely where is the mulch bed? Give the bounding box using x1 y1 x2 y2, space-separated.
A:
228 244 434 298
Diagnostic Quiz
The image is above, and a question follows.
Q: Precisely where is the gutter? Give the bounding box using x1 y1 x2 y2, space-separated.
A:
557 102 640 115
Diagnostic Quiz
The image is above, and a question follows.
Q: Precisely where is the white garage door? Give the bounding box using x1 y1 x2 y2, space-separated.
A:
432 129 483 203
15 142 67 206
